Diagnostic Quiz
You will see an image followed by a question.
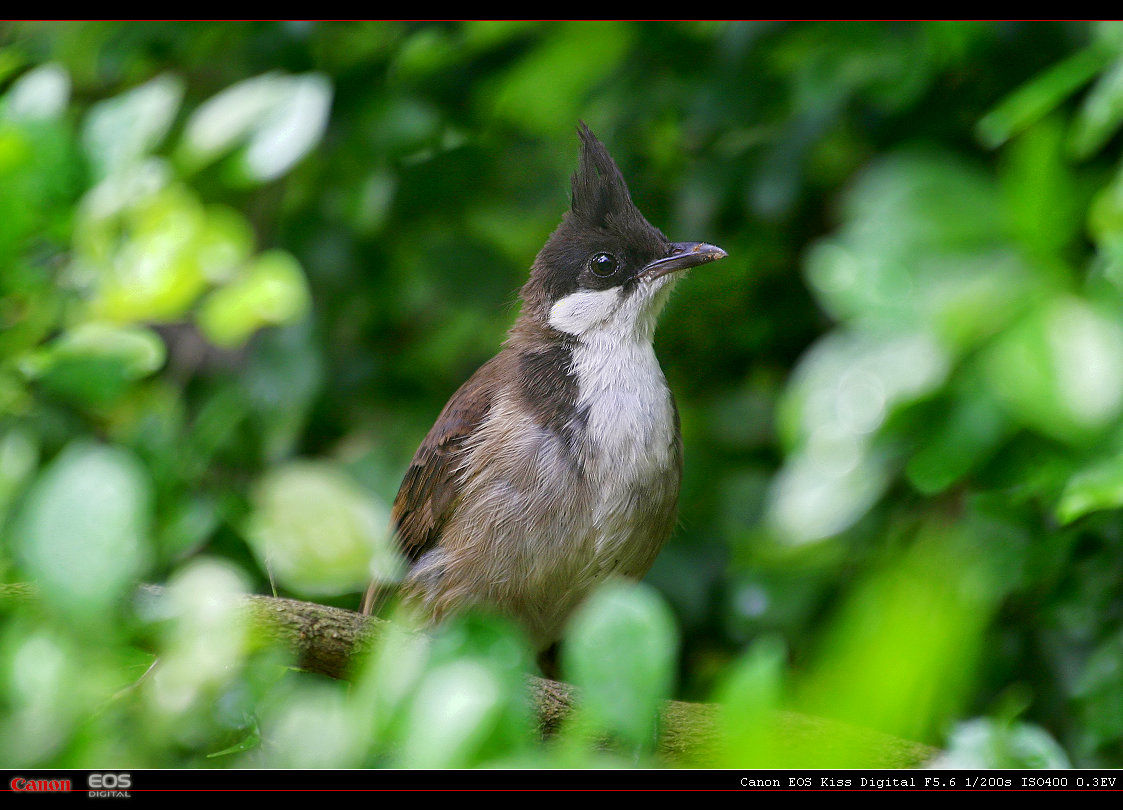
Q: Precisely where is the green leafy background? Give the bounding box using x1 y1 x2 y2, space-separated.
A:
2 21 1122 769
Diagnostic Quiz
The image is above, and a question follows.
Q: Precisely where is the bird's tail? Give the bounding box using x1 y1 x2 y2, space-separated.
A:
359 580 385 616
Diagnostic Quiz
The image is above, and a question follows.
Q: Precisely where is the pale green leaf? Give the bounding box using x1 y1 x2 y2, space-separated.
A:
562 581 678 747
82 74 184 178
14 442 151 618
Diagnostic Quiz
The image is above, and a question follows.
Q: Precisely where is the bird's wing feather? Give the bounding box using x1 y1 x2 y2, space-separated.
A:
360 356 500 614
393 361 499 562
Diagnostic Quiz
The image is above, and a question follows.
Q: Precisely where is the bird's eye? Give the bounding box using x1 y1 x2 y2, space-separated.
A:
589 252 618 277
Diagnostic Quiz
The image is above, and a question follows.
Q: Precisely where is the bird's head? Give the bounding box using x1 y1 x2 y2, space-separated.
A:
518 123 726 343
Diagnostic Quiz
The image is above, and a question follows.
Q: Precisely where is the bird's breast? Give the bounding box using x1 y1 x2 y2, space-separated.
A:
564 335 680 561
570 335 677 483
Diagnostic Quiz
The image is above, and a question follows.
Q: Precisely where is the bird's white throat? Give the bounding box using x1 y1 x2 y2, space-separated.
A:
549 278 679 483
547 275 677 341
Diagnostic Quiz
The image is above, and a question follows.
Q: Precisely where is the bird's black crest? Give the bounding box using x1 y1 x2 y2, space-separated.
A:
571 122 639 229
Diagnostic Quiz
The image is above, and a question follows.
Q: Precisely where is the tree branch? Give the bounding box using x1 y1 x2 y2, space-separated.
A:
2 583 938 767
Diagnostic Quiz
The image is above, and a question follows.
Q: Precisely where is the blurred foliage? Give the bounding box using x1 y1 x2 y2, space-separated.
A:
1 21 1123 769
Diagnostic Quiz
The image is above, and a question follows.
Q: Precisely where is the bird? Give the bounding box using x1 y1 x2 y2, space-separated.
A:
361 123 726 653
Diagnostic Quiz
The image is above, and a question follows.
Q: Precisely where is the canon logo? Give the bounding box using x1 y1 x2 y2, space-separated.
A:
9 778 72 792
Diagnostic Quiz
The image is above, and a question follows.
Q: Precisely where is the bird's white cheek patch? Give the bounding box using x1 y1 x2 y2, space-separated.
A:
548 288 621 335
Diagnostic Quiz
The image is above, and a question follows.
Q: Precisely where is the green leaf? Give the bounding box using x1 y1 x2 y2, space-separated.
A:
3 63 69 122
180 73 282 168
1069 58 1123 158
82 74 184 179
778 329 950 449
84 184 210 323
1073 634 1123 747
0 427 38 528
22 322 166 407
805 151 1034 348
239 73 331 182
1093 21 1123 55
206 723 261 758
1090 170 1123 290
795 534 995 746
706 636 786 767
1056 454 1123 524
197 204 255 283
936 718 1071 768
29 322 166 378
257 681 364 768
982 298 1123 443
246 460 398 596
977 45 1112 148
390 616 532 768
562 580 679 748
148 559 251 722
1000 115 1081 260
196 249 311 347
179 72 332 183
13 442 151 620
399 659 505 768
1089 168 1123 260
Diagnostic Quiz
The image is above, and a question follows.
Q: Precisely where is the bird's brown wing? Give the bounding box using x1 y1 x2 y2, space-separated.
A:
360 356 500 615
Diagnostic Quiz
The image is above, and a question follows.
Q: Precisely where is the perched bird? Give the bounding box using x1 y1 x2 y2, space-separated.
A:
361 123 726 651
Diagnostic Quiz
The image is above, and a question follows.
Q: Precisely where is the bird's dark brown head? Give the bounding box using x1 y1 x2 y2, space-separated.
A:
518 123 726 338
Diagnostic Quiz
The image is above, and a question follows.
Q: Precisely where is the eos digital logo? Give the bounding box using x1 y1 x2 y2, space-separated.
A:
87 773 132 797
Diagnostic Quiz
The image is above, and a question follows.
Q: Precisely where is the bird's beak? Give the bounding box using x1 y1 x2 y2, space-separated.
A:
639 241 727 282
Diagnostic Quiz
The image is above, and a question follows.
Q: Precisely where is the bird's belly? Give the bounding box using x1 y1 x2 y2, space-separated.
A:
407 409 679 648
